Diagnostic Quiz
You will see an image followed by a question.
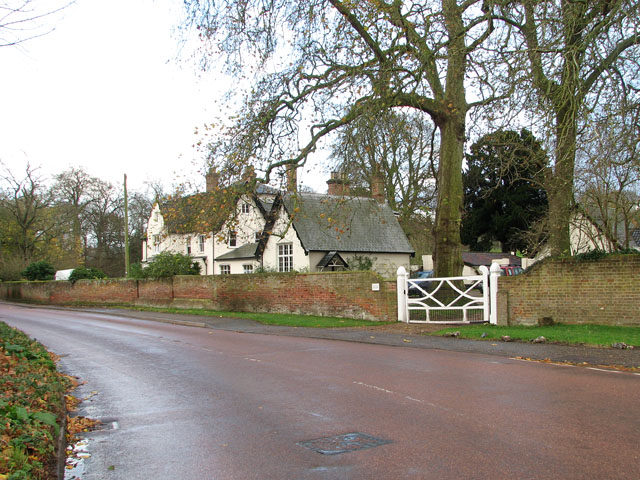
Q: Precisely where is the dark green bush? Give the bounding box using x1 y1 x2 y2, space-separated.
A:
20 261 55 281
128 262 145 279
69 267 107 282
131 252 201 279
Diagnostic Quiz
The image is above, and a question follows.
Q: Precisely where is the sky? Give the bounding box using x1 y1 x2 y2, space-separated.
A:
0 0 328 194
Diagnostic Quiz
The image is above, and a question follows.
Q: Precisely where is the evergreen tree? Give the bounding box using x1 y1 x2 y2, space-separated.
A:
462 129 548 254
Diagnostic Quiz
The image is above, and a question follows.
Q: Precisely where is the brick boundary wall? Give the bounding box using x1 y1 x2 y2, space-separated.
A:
0 271 398 322
497 254 640 326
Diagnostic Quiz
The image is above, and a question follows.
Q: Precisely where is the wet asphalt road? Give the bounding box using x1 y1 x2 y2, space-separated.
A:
1 303 639 479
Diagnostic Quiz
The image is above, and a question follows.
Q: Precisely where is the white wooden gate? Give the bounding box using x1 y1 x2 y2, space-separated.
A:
397 265 500 324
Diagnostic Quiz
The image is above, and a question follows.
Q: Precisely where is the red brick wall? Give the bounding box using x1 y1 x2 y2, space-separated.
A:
50 279 138 304
0 272 397 322
497 255 640 326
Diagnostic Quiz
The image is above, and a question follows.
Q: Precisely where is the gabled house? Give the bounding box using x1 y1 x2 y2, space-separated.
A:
142 171 415 278
569 206 640 254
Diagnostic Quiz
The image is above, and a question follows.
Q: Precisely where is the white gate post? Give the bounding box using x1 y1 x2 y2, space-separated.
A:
396 266 408 323
489 263 501 325
478 265 489 322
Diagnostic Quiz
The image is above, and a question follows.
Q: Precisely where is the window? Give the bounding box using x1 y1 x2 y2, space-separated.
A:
154 212 160 222
186 237 191 254
241 202 250 214
228 231 237 248
198 235 205 252
153 235 160 253
254 232 261 243
243 264 254 274
278 243 293 272
220 264 230 275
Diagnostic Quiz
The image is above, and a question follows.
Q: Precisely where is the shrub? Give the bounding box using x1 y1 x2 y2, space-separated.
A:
571 248 640 262
135 252 201 279
20 261 55 281
128 263 145 279
68 267 107 282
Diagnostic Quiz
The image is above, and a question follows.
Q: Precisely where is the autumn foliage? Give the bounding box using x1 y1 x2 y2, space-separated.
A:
0 322 69 480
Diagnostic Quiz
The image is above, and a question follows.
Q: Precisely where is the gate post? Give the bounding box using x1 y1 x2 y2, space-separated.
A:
396 266 408 323
489 263 501 325
478 265 489 322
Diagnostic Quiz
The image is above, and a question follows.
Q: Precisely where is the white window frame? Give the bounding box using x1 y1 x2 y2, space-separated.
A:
243 264 254 274
220 264 231 275
186 236 191 255
254 232 261 243
153 235 160 253
278 243 293 272
241 202 250 214
198 235 205 253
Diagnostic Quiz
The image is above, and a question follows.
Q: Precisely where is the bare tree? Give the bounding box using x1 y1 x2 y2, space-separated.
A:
83 179 125 277
329 110 437 258
498 1 640 256
51 167 105 266
575 97 640 250
0 0 73 47
330 110 437 221
183 0 516 276
0 162 54 264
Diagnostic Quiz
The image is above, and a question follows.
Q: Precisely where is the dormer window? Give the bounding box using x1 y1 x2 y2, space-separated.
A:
228 231 237 248
241 202 250 214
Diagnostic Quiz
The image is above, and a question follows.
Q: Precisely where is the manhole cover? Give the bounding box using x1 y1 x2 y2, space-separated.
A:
297 432 391 455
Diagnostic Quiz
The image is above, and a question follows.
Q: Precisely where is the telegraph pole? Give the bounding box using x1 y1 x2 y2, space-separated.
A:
124 174 130 277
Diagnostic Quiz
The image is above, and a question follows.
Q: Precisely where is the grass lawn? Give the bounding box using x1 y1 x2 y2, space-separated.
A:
115 305 394 328
432 323 640 347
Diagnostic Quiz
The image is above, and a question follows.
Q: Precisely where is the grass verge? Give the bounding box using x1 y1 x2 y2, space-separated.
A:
112 305 394 328
0 321 69 480
432 323 640 347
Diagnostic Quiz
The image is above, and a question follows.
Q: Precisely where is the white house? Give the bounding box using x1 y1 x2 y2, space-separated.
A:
142 172 415 279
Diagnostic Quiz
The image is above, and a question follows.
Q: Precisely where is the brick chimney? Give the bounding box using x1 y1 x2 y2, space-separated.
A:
327 171 348 196
205 168 219 193
371 173 385 203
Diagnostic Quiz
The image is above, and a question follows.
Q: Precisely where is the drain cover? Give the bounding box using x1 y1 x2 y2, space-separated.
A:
298 432 391 455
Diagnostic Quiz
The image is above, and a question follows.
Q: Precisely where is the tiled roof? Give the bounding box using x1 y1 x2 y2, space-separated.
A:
282 193 414 254
215 242 259 261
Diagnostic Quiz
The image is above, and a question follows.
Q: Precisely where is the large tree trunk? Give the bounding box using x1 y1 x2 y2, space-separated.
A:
433 115 465 277
547 75 579 256
433 0 466 277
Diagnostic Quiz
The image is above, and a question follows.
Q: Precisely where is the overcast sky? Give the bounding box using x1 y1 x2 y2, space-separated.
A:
0 0 328 194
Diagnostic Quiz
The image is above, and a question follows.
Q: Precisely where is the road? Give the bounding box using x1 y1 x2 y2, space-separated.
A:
1 303 639 479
